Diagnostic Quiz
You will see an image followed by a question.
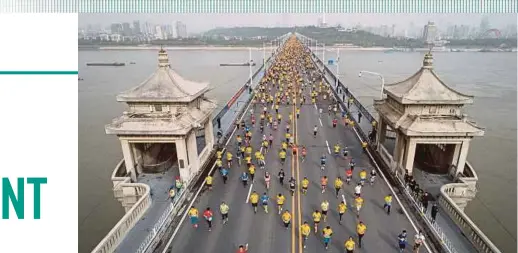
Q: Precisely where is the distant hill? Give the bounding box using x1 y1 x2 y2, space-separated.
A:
203 26 517 48
203 26 425 48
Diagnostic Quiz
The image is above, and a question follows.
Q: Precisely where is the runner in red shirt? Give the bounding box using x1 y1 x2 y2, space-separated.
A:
345 169 353 185
332 118 338 128
203 207 213 231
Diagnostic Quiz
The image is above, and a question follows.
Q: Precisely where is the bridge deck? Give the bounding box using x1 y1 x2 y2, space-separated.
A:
167 68 428 253
317 55 477 253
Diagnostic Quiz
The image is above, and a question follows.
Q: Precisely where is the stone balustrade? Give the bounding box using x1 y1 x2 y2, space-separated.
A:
91 179 151 253
439 183 501 253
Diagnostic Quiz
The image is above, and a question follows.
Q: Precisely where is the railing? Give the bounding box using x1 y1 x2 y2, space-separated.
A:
378 145 394 168
394 169 459 253
142 155 174 172
136 186 188 253
440 184 501 253
303 42 501 253
198 145 211 166
91 181 152 253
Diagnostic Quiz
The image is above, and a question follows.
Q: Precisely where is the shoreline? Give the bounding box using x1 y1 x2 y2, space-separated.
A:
79 45 515 52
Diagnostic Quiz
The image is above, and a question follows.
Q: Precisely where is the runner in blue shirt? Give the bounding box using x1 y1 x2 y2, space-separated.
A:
320 154 327 170
241 172 249 188
221 168 229 184
260 192 269 213
397 230 407 253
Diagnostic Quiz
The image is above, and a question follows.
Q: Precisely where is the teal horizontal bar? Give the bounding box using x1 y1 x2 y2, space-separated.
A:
0 71 78 75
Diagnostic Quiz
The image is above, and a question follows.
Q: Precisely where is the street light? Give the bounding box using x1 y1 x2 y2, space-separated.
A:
358 70 385 100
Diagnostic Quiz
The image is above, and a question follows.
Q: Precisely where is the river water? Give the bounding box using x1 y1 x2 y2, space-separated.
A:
78 49 516 253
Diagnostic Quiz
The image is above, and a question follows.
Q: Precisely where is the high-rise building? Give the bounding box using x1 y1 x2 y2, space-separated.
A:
110 23 123 34
170 22 178 38
122 22 132 36
133 21 141 35
155 25 165 40
422 21 437 44
175 21 187 38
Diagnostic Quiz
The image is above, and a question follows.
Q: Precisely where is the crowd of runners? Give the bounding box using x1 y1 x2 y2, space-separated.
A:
182 36 426 253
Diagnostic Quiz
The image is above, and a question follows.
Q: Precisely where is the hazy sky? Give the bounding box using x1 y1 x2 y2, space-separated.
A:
79 13 516 33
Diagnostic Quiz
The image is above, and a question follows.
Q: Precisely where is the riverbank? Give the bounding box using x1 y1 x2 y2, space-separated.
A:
79 45 515 52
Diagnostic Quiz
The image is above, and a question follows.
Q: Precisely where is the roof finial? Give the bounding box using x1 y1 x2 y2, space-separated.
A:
423 52 434 69
158 46 170 68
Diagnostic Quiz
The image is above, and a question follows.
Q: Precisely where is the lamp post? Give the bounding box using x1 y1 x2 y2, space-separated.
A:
335 48 340 87
358 70 385 100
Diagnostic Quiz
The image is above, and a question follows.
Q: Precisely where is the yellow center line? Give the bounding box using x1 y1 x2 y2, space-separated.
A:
291 84 296 253
294 78 303 253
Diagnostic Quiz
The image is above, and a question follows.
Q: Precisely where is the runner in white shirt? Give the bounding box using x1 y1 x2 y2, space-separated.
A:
413 231 425 252
354 183 362 197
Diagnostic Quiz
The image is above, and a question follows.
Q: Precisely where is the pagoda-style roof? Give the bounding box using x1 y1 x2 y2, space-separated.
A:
105 97 217 136
117 48 210 103
374 100 485 137
384 53 474 105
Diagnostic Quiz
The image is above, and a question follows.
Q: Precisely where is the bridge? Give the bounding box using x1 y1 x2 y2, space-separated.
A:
93 33 501 253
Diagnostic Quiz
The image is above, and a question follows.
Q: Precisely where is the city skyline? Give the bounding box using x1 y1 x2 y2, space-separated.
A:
79 13 516 34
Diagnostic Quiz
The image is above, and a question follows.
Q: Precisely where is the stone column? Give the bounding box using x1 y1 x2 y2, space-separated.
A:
379 121 387 144
132 144 143 174
403 139 417 175
175 139 190 183
392 133 402 170
186 131 200 182
454 140 470 177
398 138 406 168
204 118 215 150
120 139 137 182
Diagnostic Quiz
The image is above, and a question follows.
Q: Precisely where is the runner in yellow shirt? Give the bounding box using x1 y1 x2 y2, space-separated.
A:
226 151 233 167
345 236 356 253
281 141 288 152
217 150 223 159
321 200 330 222
281 210 291 229
188 206 199 228
357 221 367 248
216 159 223 170
205 175 213 191
249 191 259 213
355 196 364 218
249 164 256 182
279 150 286 165
334 177 343 198
322 226 333 249
276 193 286 214
312 210 322 233
338 201 347 224
301 177 310 195
301 221 311 248
245 155 252 167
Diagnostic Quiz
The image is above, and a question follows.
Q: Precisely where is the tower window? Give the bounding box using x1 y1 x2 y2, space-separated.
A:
155 104 162 112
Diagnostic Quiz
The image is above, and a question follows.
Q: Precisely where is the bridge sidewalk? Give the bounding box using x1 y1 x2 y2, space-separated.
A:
315 54 477 253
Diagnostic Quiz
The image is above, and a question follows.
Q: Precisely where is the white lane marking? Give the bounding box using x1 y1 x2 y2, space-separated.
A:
162 93 256 253
314 103 318 111
245 183 254 203
245 146 263 203
319 118 323 126
325 140 331 154
341 194 346 206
